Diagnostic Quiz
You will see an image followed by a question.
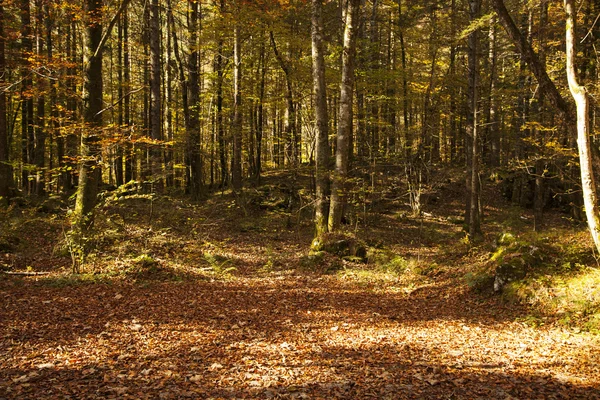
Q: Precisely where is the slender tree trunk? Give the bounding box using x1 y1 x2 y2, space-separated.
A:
123 7 132 183
187 0 202 199
328 0 361 232
467 0 482 239
269 31 296 168
115 11 124 187
231 19 243 191
215 0 226 187
449 0 457 163
0 2 10 198
487 16 500 168
565 0 600 252
149 0 162 184
20 0 34 193
256 37 266 185
34 0 45 196
398 0 409 155
491 0 572 124
311 0 330 238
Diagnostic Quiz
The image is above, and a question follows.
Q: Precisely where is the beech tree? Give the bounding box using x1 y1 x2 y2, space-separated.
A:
311 0 329 239
328 0 361 232
565 0 600 253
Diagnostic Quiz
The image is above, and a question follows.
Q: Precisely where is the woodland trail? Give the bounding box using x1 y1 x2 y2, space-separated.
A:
1 273 599 399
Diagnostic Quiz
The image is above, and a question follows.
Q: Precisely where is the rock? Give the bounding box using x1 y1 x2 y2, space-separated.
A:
312 233 367 262
494 263 527 292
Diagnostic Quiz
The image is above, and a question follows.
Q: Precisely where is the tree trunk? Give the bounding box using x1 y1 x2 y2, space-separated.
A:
311 0 330 238
467 0 482 239
149 0 162 184
73 0 131 230
256 37 266 185
269 31 296 168
328 0 360 232
0 2 10 198
187 0 202 199
34 0 45 196
231 19 243 192
20 0 34 193
565 0 600 252
123 7 132 183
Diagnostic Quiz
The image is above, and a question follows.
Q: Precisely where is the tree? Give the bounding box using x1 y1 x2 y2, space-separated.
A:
72 0 131 230
149 0 162 183
311 0 329 238
466 0 481 239
565 0 600 253
0 0 10 199
231 8 243 192
328 0 361 232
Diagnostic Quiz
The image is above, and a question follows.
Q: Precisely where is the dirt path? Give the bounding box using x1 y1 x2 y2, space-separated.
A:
2 274 599 399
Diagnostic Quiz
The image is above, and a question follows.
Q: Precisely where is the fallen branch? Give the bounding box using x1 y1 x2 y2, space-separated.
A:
2 271 51 276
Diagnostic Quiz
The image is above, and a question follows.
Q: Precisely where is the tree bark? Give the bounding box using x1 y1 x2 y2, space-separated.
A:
311 0 330 238
565 0 600 252
231 17 243 192
467 0 482 239
187 0 202 199
329 0 361 232
73 0 131 229
0 2 10 198
270 31 296 167
20 0 34 193
149 0 162 183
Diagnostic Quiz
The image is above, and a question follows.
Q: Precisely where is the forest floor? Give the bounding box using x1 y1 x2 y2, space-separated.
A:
1 168 600 399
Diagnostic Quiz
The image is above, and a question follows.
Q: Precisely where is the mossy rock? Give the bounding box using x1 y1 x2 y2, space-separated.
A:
494 263 528 292
312 233 367 262
37 197 65 214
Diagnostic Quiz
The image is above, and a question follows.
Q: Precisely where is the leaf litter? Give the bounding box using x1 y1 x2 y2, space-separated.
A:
1 175 600 399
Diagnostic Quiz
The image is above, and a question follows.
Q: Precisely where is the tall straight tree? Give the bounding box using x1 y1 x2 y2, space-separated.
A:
20 0 34 193
467 0 481 238
311 0 329 238
329 0 361 232
231 8 243 192
0 0 9 198
565 0 600 252
149 0 162 181
73 0 131 229
186 0 203 199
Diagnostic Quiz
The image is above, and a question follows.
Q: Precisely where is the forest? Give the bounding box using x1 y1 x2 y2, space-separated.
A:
1 0 600 398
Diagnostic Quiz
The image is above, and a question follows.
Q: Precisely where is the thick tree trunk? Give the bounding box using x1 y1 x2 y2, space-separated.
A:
565 0 600 252
73 0 104 229
73 0 131 230
328 0 360 232
311 0 330 238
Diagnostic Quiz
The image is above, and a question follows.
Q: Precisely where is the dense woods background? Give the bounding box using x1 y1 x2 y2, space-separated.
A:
1 0 600 231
